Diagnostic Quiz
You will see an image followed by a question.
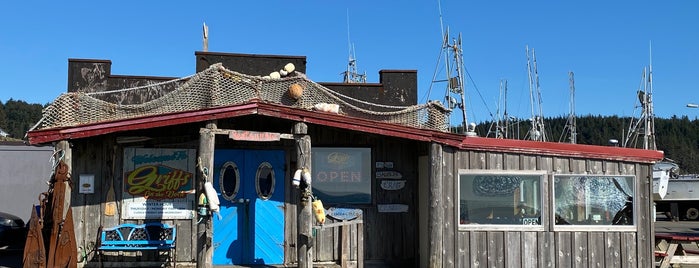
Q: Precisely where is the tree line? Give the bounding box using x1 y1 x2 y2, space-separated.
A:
0 99 45 141
2 99 699 173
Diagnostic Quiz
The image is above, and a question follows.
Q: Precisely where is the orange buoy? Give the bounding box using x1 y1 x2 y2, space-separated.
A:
312 199 326 225
289 83 304 100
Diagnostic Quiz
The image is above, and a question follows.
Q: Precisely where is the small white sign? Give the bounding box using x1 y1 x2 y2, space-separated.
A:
125 200 193 219
79 174 94 194
377 204 409 213
380 180 406 191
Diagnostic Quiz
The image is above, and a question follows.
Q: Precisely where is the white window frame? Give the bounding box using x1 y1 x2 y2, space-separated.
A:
552 174 636 232
457 169 547 231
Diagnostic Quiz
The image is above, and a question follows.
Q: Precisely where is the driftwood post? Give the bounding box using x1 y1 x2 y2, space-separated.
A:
294 123 313 268
197 122 216 268
428 142 443 267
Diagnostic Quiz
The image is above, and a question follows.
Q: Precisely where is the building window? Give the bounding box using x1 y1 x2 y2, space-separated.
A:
220 161 240 201
553 175 634 226
459 171 543 226
255 162 275 200
312 147 372 204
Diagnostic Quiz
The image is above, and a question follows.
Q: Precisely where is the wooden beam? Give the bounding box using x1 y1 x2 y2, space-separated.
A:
294 123 313 268
428 142 443 267
197 122 216 268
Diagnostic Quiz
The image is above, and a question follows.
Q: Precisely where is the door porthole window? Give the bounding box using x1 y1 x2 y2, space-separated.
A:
256 162 275 200
220 161 240 201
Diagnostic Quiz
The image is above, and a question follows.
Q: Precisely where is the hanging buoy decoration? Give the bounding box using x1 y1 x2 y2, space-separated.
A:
302 168 312 184
292 169 302 187
198 193 208 216
288 83 304 100
204 182 220 213
284 63 296 73
312 199 326 225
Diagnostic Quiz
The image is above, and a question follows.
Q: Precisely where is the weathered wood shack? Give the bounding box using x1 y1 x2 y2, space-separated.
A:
26 51 663 268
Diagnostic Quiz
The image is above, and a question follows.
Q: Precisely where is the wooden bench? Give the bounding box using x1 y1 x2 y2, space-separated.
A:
655 232 699 268
97 222 177 267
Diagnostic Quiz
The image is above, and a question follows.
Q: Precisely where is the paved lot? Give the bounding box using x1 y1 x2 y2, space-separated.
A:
0 251 21 268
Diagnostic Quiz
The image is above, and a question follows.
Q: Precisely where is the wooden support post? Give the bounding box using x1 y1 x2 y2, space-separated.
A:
197 122 216 268
428 143 443 267
294 123 313 268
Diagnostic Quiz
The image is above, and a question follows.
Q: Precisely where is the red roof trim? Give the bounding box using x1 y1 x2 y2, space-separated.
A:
26 101 663 163
462 136 663 163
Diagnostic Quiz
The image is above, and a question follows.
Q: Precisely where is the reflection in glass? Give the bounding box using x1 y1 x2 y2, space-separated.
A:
459 174 542 225
220 162 240 201
554 175 634 225
256 162 275 200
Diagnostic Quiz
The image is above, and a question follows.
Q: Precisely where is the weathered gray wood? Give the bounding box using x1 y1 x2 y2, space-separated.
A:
428 142 443 267
554 157 568 173
285 148 298 264
573 232 588 268
486 151 504 170
636 163 653 268
197 122 216 268
587 159 603 174
556 232 572 268
487 231 505 268
588 232 605 267
458 232 470 268
443 147 456 268
469 151 486 169
470 231 488 267
604 232 621 267
341 223 349 267
505 232 522 268
523 232 538 268
622 232 637 268
539 156 552 171
295 122 313 268
357 216 364 268
521 155 536 170
504 153 519 170
538 232 554 268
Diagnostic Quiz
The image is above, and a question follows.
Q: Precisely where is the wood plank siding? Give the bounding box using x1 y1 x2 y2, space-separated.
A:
438 148 654 268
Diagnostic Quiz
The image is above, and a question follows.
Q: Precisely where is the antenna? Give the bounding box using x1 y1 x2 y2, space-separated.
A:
428 0 469 133
202 22 209 52
623 46 656 150
560 71 577 143
342 10 366 83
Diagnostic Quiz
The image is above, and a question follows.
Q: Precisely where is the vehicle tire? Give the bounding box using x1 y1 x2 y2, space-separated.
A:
686 207 699 220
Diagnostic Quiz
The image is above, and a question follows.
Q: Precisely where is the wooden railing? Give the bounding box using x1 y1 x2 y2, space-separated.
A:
312 215 364 268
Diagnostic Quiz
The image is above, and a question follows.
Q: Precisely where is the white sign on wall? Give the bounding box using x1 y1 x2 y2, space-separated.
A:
121 148 196 219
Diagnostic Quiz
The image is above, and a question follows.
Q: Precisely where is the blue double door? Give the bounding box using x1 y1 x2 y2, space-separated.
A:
212 149 285 265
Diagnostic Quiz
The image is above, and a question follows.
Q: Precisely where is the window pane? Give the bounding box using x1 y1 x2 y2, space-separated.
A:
554 175 634 225
220 162 239 201
312 147 372 204
459 173 542 225
256 162 275 200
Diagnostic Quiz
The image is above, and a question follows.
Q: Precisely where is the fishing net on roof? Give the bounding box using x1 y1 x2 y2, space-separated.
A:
31 63 450 132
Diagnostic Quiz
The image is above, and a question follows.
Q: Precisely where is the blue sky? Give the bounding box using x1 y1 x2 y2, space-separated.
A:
1 1 698 125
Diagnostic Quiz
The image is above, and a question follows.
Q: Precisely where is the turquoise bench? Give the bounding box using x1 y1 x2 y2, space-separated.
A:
97 223 176 267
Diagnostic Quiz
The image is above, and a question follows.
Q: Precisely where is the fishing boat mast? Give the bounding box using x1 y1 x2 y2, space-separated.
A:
526 46 547 141
560 71 577 143
624 45 656 150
